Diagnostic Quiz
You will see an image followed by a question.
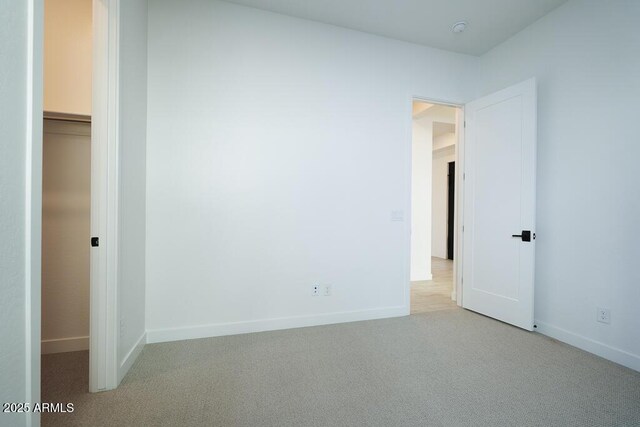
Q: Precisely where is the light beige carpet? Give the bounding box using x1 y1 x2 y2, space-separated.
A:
42 309 640 426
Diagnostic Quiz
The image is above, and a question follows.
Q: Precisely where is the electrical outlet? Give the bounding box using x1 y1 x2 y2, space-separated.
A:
323 285 332 296
312 285 320 296
597 308 611 324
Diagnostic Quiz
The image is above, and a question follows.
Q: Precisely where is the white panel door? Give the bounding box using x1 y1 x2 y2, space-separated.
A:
462 79 536 330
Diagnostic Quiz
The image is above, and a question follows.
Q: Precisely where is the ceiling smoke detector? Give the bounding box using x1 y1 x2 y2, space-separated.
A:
451 21 467 33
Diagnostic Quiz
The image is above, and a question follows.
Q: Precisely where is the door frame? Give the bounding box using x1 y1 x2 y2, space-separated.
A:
406 96 465 311
89 0 121 392
27 1 121 414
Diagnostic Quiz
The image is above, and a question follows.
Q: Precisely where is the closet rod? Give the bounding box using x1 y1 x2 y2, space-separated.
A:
44 111 91 123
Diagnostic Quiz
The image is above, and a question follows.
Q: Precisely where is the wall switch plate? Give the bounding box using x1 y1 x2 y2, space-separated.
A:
312 285 320 296
597 308 611 324
323 285 332 296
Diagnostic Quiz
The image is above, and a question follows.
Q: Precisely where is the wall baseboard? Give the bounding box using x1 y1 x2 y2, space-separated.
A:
118 332 147 384
535 320 640 372
410 273 433 282
41 336 89 354
147 306 407 344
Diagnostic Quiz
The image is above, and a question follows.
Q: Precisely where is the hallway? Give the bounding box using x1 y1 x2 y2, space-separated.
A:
410 257 457 314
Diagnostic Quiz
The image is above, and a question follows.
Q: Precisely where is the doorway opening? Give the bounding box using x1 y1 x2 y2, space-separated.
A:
410 100 461 315
41 0 93 394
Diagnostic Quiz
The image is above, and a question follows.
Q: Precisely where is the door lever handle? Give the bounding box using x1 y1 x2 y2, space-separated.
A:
512 230 532 242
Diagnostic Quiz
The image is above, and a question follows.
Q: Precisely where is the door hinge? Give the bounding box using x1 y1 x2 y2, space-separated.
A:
464 121 466 128
91 237 99 247
463 173 466 180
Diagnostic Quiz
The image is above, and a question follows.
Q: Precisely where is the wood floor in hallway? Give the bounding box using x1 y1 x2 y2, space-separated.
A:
410 257 457 314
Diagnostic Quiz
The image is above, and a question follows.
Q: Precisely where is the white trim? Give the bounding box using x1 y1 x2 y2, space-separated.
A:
147 307 406 344
402 98 413 316
104 0 120 392
90 0 106 393
535 321 640 372
26 1 44 426
90 0 120 393
411 273 433 282
41 337 89 354
118 332 146 383
454 107 465 306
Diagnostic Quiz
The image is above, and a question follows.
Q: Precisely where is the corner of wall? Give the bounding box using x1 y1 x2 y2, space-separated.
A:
118 331 146 384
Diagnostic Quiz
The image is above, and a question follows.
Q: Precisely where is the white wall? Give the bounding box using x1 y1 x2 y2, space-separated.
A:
478 0 640 371
0 0 43 425
432 131 456 152
146 0 477 341
41 120 91 354
0 4 29 424
432 137 455 259
117 0 148 380
411 118 433 281
44 0 92 115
